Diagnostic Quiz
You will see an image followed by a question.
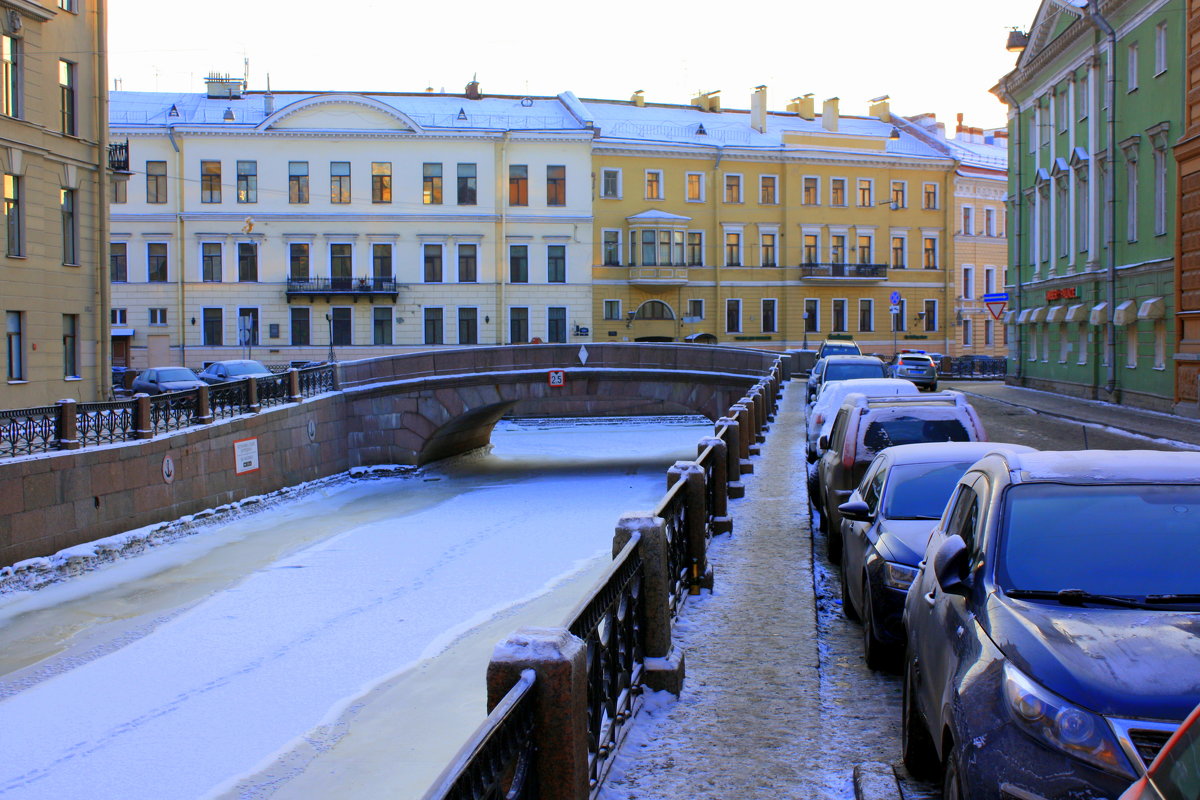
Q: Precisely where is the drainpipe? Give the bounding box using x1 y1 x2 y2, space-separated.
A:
711 145 724 335
496 131 512 345
168 126 186 365
94 0 111 399
997 84 1025 379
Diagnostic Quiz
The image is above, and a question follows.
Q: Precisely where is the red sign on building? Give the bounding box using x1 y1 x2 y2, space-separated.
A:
1046 287 1078 301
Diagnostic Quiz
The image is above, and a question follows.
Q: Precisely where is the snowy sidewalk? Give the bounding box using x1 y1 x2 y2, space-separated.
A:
600 385 908 800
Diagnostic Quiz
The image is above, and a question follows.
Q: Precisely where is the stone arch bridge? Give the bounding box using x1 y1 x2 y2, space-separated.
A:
337 343 787 466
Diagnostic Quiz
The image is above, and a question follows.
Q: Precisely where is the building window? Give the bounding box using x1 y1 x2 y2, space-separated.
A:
687 232 703 266
962 206 974 236
891 181 906 208
330 161 351 204
548 307 567 343
962 318 973 347
1155 22 1168 75
458 244 477 282
924 299 938 332
760 175 777 205
546 165 566 206
1126 157 1139 242
238 242 257 282
510 245 528 282
509 165 528 206
687 299 704 320
373 306 393 345
803 177 819 205
202 242 222 282
112 308 129 327
547 244 566 283
289 243 309 280
422 162 442 205
372 243 392 281
62 314 78 377
1056 177 1070 256
424 244 443 282
985 319 995 347
373 162 392 204
59 0 77 10
985 208 996 237
724 174 742 203
832 299 847 332
202 308 222 347
1154 320 1166 368
803 234 819 265
761 299 777 333
761 233 776 267
725 232 741 266
110 242 128 282
148 243 168 282
686 172 704 202
831 178 846 206
922 236 938 269
633 228 685 267
603 299 621 320
831 234 846 264
331 307 352 346
857 178 873 206
1127 43 1139 92
725 298 741 333
891 235 906 268
236 160 257 203
457 163 477 205
236 308 259 346
602 230 621 266
1 36 20 118
59 60 75 135
146 161 167 204
601 168 621 199
856 234 872 265
1154 147 1167 236
645 169 663 200
60 189 76 265
149 308 166 327
201 160 221 203
962 265 974 299
290 307 310 346
804 298 819 333
330 243 352 285
858 299 873 332
893 299 907 332
509 307 529 344
109 178 127 204
5 311 21 380
458 307 478 345
922 182 938 209
289 161 309 204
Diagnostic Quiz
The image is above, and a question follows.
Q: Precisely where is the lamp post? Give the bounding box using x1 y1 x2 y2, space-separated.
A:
802 312 809 350
325 311 336 363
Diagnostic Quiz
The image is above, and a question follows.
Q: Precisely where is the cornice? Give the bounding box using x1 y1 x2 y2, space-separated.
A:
1 1 55 22
113 127 594 144
593 144 952 170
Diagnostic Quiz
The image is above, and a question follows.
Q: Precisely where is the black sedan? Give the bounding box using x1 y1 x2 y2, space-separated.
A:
837 441 1033 670
197 359 273 384
903 449 1200 799
130 366 207 395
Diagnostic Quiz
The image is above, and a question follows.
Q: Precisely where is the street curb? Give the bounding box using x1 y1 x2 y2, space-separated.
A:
853 761 902 800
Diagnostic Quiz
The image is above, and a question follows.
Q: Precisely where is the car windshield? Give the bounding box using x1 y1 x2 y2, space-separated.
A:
822 344 859 356
898 357 931 367
862 415 970 453
157 368 196 381
997 483 1200 596
882 461 975 520
226 362 267 376
825 363 885 381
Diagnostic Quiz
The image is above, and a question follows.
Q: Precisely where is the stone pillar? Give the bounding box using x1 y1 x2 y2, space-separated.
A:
717 416 745 498
487 628 589 799
749 386 768 438
287 368 302 403
733 401 758 463
612 513 685 693
56 399 79 450
330 363 342 391
667 461 711 594
698 436 731 534
133 393 153 439
195 384 213 424
246 376 260 413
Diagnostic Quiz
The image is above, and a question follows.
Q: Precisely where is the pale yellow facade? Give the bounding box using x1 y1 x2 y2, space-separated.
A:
950 166 1010 357
1 0 110 408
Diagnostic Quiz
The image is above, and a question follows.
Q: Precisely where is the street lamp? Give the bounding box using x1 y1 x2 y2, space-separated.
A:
325 311 336 363
802 312 809 350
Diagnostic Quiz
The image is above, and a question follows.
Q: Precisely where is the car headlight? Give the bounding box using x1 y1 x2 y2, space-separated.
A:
1002 662 1135 779
882 561 917 591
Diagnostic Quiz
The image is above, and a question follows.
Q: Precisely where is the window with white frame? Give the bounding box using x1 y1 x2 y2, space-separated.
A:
891 234 906 269
760 175 777 205
962 205 974 236
1056 177 1070 257
149 307 167 326
645 169 663 200
857 178 873 207
760 232 777 267
1077 172 1090 249
63 314 78 377
831 178 847 206
602 229 621 266
962 265 974 299
858 299 873 332
1077 72 1089 120
922 235 939 269
923 299 937 332
804 298 819 333
687 231 703 266
725 231 742 266
803 233 819 265
1155 22 1168 75
1127 43 1139 92
1154 320 1166 368
724 174 742 203
725 298 741 333
985 319 994 346
803 177 819 205
1126 156 1139 242
601 168 621 199
7 310 23 380
832 299 847 332
686 172 704 202
922 182 938 209
984 266 996 295
856 233 873 265
761 298 777 333
632 228 686 266
1055 87 1068 132
687 299 704 320
1126 324 1138 367
830 234 846 264
1154 146 1167 236
891 181 906 208
603 299 621 320
962 318 973 347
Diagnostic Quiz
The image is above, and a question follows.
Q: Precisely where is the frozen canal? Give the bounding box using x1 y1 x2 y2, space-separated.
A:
0 416 711 800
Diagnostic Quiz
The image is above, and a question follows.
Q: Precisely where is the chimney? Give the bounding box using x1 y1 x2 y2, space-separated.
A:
204 72 243 100
751 85 767 133
822 97 839 131
868 95 891 123
263 92 274 115
465 78 481 100
691 90 720 112
788 94 815 120
956 112 966 135
631 90 645 107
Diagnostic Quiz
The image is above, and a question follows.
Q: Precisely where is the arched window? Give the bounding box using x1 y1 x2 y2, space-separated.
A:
635 300 675 320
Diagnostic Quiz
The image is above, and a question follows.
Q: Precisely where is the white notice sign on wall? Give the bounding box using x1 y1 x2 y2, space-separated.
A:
234 437 260 475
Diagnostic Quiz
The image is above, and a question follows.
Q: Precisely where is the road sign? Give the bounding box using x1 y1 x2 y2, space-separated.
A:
983 293 1009 321
547 370 566 387
890 304 900 314
890 290 901 304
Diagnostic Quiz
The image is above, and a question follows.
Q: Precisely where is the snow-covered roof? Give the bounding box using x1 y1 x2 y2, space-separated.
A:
1011 450 1200 483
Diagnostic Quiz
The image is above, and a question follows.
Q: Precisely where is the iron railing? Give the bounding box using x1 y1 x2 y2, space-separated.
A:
0 406 59 457
208 381 250 421
108 140 130 173
147 392 199 435
256 373 290 409
941 355 1007 379
299 364 336 396
285 277 400 297
78 400 137 444
799 262 888 279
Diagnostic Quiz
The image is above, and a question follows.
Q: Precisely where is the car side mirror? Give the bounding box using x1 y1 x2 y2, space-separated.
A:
838 499 872 522
818 434 830 450
933 534 972 596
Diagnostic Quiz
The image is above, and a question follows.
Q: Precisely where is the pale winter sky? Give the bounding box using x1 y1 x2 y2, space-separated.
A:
108 0 1043 130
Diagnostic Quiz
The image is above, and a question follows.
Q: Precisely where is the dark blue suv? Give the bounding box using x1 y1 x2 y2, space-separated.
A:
902 449 1200 799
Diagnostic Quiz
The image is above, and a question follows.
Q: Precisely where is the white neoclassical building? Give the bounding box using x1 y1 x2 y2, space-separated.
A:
109 78 596 369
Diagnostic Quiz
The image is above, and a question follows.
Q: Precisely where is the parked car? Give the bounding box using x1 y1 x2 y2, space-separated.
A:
836 441 1034 669
806 355 888 404
197 359 274 385
1119 698 1200 799
886 351 938 391
815 339 862 360
814 391 986 561
130 367 208 395
902 449 1200 799
806 378 919 464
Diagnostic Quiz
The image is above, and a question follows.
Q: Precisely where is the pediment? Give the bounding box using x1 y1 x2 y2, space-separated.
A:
261 95 422 133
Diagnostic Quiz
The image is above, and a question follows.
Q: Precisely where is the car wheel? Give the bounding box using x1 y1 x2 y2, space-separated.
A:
840 548 859 621
901 654 941 781
943 745 968 800
930 382 938 392
861 576 900 671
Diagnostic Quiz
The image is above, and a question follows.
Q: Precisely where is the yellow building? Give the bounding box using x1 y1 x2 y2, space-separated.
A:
582 90 957 356
1 0 112 408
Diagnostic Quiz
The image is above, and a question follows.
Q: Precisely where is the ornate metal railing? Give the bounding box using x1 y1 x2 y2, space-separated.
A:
147 392 199 435
208 382 250 421
78 401 136 445
655 478 693 618
298 364 336 396
942 355 1007 379
256 374 289 409
799 262 888 279
0 406 59 456
422 669 538 800
108 139 130 173
285 276 400 296
565 535 645 792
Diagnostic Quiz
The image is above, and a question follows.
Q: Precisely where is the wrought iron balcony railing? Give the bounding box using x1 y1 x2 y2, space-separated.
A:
799 262 889 279
285 276 400 300
108 140 130 173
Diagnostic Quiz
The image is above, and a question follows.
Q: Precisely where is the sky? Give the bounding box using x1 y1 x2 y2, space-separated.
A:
107 0 1044 130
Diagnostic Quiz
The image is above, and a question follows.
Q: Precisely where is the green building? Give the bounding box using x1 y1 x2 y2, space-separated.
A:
994 0 1183 412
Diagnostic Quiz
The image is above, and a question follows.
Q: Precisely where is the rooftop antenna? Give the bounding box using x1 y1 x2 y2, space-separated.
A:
243 55 249 90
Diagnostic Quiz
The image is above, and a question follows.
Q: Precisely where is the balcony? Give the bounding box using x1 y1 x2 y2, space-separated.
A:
799 263 888 281
628 267 688 287
108 140 130 176
285 276 400 302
